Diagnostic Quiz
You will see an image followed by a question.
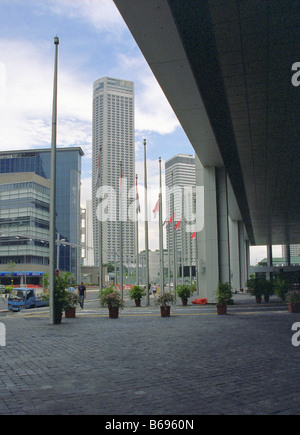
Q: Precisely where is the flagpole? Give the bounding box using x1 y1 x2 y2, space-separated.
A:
195 231 199 295
171 171 177 299
189 228 192 284
49 36 59 325
181 188 184 284
193 190 197 285
135 174 139 286
98 146 103 291
144 139 150 305
168 217 171 290
158 157 164 294
119 161 123 299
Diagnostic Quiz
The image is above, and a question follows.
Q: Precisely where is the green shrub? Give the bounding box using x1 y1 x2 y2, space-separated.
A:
247 275 263 298
176 284 194 299
128 285 146 301
274 278 289 301
215 281 233 305
98 286 124 310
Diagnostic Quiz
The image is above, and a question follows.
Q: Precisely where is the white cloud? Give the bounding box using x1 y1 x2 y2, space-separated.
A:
136 76 179 135
0 2 180 154
0 38 92 151
117 53 179 135
36 0 124 33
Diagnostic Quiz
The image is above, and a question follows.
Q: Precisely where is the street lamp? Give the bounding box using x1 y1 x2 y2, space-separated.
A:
49 36 59 325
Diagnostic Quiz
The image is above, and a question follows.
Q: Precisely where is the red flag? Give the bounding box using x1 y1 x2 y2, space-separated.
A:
152 198 159 218
175 218 182 230
169 215 173 224
191 231 196 239
136 178 141 213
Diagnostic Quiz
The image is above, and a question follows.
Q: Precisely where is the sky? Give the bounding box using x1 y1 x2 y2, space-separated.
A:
0 0 281 264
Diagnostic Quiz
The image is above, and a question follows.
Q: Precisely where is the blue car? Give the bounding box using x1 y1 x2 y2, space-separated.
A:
8 288 49 312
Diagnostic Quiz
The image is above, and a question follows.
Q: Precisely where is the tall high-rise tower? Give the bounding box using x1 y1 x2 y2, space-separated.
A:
92 77 135 265
165 154 196 273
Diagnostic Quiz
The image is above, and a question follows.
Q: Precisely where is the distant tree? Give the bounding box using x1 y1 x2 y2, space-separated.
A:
7 261 16 274
7 261 16 285
106 262 115 273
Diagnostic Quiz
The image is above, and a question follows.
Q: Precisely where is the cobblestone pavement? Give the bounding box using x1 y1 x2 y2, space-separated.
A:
0 296 300 415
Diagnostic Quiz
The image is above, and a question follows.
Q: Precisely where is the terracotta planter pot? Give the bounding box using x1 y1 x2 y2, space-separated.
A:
160 306 171 317
109 307 119 318
217 304 227 315
65 308 76 318
288 303 300 313
181 298 188 306
135 299 141 307
256 296 262 304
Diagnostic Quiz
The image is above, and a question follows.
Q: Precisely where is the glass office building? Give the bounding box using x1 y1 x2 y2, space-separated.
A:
0 148 83 280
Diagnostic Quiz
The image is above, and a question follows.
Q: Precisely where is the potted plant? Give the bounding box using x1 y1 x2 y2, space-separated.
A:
262 279 274 302
247 275 263 303
176 283 194 305
128 285 146 306
98 286 125 318
215 281 233 315
155 291 176 317
274 278 289 301
51 272 77 323
286 290 300 313
64 291 80 318
53 275 69 324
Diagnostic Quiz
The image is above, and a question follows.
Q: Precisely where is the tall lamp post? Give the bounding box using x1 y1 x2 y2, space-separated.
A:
49 36 59 325
119 161 124 299
98 146 103 291
135 174 140 286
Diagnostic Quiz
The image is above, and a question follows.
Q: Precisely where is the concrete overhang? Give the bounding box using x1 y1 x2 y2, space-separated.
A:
114 0 300 246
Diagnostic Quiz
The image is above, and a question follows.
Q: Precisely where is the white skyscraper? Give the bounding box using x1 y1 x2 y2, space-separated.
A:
92 77 135 265
282 245 300 258
165 154 196 275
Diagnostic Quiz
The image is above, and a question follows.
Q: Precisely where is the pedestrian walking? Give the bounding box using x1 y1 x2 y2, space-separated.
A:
78 282 86 309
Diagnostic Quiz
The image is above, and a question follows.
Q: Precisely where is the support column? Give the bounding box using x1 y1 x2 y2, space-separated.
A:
238 221 247 291
216 167 230 284
230 219 240 293
196 162 218 302
245 239 250 280
267 244 273 280
285 244 291 266
195 158 230 302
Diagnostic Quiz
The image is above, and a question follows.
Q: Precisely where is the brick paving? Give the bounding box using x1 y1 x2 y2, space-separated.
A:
0 297 300 415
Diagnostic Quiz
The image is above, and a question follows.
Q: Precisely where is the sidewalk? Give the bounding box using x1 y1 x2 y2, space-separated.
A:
0 297 300 415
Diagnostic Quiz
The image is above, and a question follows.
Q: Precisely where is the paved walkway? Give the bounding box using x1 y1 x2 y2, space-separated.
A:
0 296 300 415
